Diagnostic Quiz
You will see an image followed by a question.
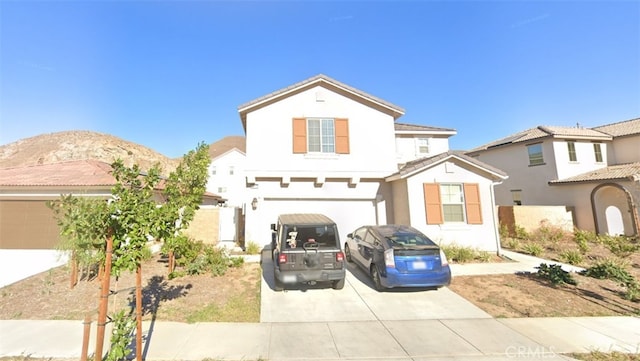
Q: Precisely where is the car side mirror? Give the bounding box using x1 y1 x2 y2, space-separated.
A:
347 233 353 238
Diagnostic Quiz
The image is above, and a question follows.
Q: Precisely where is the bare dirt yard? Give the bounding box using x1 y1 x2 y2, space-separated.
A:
0 254 261 322
1 230 639 322
450 230 640 318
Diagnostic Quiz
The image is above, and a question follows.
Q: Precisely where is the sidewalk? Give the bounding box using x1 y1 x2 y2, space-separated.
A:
1 250 637 361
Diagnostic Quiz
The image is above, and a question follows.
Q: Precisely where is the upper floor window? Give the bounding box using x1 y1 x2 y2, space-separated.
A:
229 166 235 175
416 138 430 155
292 117 350 154
308 118 335 153
593 143 603 163
567 141 577 162
211 166 217 176
217 187 227 193
527 143 544 166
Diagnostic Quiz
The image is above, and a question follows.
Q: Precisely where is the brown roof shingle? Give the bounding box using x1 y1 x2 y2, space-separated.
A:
592 117 640 137
394 123 457 133
549 162 640 184
208 136 246 159
0 160 115 187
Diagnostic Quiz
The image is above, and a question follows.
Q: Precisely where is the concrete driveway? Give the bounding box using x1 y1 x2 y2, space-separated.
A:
260 252 491 323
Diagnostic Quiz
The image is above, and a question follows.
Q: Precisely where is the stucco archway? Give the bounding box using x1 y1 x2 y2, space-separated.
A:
590 183 637 236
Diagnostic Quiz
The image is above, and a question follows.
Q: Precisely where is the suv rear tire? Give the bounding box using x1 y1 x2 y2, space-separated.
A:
332 278 345 290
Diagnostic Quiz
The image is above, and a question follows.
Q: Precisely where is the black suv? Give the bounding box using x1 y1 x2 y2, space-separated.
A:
270 213 346 291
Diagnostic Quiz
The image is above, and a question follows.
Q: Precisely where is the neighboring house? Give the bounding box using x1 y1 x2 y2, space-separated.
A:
0 159 224 287
206 135 246 208
466 118 640 236
236 74 507 252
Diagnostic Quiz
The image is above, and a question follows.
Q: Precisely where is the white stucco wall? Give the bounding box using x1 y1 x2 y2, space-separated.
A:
206 149 246 207
395 135 450 164
244 85 398 179
401 160 501 252
552 140 608 180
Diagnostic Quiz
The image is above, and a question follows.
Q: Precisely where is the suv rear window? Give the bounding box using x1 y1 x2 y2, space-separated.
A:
283 225 337 249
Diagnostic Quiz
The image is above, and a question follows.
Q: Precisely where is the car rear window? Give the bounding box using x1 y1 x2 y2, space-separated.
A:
283 225 338 249
386 232 437 247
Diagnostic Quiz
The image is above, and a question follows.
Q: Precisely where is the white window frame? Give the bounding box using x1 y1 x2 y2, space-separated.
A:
416 138 430 155
511 189 522 206
229 166 235 175
440 183 465 223
211 166 217 176
567 141 577 162
593 143 603 163
307 118 335 153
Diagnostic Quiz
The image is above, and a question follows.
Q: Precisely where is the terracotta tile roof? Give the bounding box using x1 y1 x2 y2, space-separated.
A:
549 162 640 184
468 125 612 152
388 150 508 180
0 159 116 187
394 122 457 133
208 136 246 159
592 117 640 137
237 74 405 127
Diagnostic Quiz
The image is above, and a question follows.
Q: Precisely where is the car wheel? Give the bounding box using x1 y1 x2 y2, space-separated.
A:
370 265 384 292
344 244 353 262
332 278 345 290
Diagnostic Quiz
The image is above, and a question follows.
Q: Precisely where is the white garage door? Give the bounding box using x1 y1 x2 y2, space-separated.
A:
247 199 378 248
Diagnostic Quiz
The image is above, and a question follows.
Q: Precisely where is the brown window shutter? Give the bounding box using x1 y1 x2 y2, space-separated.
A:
335 118 350 154
292 118 307 154
423 183 443 225
464 183 483 224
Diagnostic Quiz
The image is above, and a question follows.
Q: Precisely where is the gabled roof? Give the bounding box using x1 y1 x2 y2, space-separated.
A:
468 125 612 153
549 162 640 185
394 122 457 135
386 150 508 182
592 117 640 137
237 74 405 128
208 136 246 159
0 159 116 187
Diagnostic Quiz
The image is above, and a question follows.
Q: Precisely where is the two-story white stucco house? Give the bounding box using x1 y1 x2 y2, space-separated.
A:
466 118 640 237
206 135 246 207
237 74 508 252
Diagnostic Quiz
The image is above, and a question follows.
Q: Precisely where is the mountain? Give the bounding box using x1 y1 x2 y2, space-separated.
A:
0 131 179 174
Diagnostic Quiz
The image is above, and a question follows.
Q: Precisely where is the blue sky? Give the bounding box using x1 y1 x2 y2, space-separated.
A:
1 1 639 158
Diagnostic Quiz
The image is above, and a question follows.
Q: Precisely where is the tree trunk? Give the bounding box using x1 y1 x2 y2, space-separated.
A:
168 250 175 275
70 251 78 289
95 233 113 361
136 264 143 361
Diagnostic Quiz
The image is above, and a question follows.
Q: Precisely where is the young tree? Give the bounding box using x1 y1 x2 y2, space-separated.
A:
157 142 211 274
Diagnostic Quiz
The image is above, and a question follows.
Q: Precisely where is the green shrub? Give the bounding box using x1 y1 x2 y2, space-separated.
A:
514 225 529 240
559 250 583 265
597 234 640 258
581 258 639 301
522 243 543 256
499 223 510 240
245 241 261 255
530 223 569 250
536 263 577 286
505 238 521 250
573 228 596 254
441 244 476 263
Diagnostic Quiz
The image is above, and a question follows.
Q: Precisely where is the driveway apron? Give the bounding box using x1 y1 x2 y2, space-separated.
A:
260 253 491 323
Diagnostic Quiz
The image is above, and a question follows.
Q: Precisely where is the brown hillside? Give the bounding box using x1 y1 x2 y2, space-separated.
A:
0 131 179 174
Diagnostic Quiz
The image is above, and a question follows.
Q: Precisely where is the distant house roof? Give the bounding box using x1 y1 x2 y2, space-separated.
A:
467 125 612 153
0 159 116 187
0 159 224 202
549 162 640 185
394 122 457 135
386 150 508 181
208 136 246 159
592 117 640 137
237 74 405 128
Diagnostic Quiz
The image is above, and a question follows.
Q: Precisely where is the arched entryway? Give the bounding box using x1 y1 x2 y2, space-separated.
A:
591 183 637 236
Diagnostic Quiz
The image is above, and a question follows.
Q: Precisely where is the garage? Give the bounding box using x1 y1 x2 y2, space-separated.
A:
0 200 60 249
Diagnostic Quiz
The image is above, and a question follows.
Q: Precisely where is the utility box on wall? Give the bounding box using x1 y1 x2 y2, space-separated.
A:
499 205 576 235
